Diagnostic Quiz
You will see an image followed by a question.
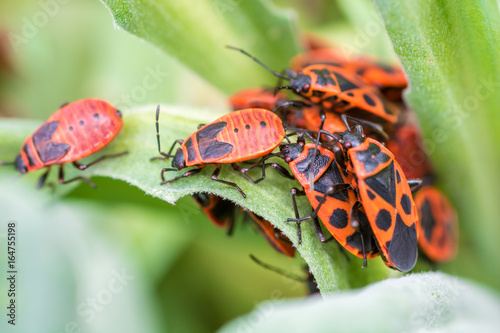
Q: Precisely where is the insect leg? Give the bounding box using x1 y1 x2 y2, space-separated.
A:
58 164 96 188
72 151 128 170
407 178 423 193
286 184 350 243
350 201 368 268
161 167 203 185
36 167 51 189
211 164 246 198
231 153 280 184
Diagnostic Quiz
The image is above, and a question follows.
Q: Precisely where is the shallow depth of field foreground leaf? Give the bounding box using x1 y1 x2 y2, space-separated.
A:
219 272 500 333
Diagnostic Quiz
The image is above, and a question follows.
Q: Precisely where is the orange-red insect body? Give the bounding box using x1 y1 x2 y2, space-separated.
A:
2 99 124 188
285 64 398 125
279 142 379 261
290 49 407 101
414 186 458 262
155 108 286 198
229 88 287 111
339 130 419 272
176 108 284 167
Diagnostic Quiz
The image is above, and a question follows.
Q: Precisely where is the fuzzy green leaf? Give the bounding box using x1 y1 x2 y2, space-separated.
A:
0 175 171 333
0 106 392 295
373 0 500 289
218 272 500 333
99 0 302 94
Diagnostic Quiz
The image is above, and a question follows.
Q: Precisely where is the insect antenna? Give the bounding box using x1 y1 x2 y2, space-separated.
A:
226 46 290 81
249 254 308 282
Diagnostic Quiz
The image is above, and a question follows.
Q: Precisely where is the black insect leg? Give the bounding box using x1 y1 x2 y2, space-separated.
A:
36 167 51 189
286 184 351 244
350 201 368 268
72 151 128 170
211 164 246 198
288 187 307 244
267 162 296 179
407 178 423 193
161 167 203 185
58 164 96 188
231 153 281 184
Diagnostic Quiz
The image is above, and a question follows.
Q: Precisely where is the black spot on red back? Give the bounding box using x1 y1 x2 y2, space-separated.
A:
196 122 233 161
334 72 359 91
245 124 250 130
93 113 99 120
400 194 412 215
420 198 436 242
355 69 365 76
79 120 84 126
387 213 418 272
380 64 395 73
367 189 376 200
375 209 392 231
329 208 349 229
363 94 376 106
384 105 394 115
396 170 401 183
260 121 266 128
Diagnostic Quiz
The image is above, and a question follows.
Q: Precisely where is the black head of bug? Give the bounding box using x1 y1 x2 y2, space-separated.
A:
171 149 186 170
340 131 366 150
279 143 304 163
284 73 312 94
116 109 122 118
14 154 27 174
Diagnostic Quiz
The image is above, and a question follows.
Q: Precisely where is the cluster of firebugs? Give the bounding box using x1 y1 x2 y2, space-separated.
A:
0 44 458 275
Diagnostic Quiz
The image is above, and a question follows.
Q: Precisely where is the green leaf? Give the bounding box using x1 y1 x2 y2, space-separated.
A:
217 272 500 332
99 0 302 94
373 0 500 290
335 0 396 58
0 105 392 295
0 175 170 333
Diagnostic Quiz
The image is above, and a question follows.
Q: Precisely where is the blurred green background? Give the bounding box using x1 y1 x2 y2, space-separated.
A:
0 1 499 332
